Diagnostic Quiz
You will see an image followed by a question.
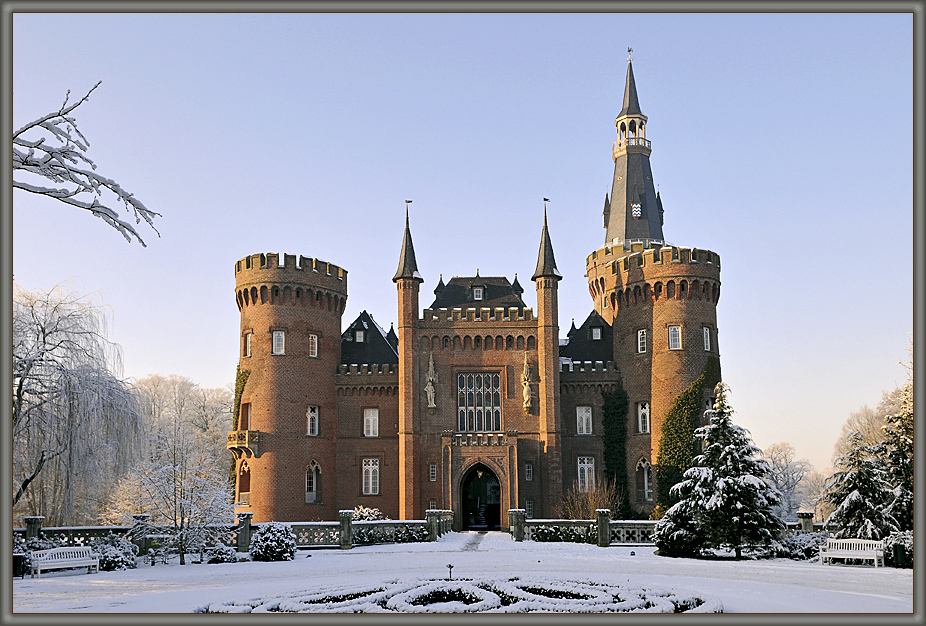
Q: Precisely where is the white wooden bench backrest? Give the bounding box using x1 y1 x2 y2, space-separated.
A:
31 546 95 561
826 539 884 551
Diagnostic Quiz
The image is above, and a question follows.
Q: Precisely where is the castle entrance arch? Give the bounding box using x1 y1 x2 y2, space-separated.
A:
460 463 501 530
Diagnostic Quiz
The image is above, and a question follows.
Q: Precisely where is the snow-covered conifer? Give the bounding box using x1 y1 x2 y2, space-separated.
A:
667 383 784 559
822 431 898 539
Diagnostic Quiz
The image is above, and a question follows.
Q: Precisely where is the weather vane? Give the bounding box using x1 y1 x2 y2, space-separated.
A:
627 47 633 61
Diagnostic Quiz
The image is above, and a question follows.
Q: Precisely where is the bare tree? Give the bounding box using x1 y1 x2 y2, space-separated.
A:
12 284 143 524
761 442 812 521
558 479 627 521
798 470 834 523
13 82 159 246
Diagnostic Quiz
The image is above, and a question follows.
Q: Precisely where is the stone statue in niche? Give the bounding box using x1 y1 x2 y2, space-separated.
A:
522 352 532 411
425 352 438 412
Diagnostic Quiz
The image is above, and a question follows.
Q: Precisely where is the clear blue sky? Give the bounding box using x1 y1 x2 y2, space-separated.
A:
11 11 914 473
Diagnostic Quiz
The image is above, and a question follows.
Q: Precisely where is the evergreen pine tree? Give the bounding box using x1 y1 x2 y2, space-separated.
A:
878 375 913 531
668 383 784 559
822 431 899 539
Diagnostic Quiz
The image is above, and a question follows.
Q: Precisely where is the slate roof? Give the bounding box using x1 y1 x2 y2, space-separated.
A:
428 274 527 310
393 209 423 282
340 310 399 365
532 211 562 281
618 59 643 118
559 310 614 363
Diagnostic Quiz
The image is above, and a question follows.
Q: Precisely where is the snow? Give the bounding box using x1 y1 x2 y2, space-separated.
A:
12 531 913 614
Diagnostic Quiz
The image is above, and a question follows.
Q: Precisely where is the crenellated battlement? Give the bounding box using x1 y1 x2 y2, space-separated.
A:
586 242 720 272
336 363 398 376
559 360 618 374
235 252 348 312
419 306 535 325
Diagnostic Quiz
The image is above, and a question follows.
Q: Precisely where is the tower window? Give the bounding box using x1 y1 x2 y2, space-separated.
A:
525 500 534 519
272 330 285 355
591 327 602 341
239 403 251 430
362 458 379 495
429 463 437 482
525 463 533 481
703 327 711 351
243 332 251 357
306 462 320 503
308 333 318 358
307 405 319 436
636 459 653 502
637 329 647 353
473 287 483 301
577 457 595 493
668 325 682 350
637 401 650 433
363 408 379 437
576 406 592 435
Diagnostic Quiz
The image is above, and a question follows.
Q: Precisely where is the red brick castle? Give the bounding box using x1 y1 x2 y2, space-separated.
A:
228 59 722 530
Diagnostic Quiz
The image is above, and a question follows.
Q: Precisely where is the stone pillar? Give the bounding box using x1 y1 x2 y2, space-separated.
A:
24 516 44 540
339 510 354 550
236 512 253 552
508 509 525 542
130 514 151 553
426 510 439 541
596 509 611 547
797 511 814 533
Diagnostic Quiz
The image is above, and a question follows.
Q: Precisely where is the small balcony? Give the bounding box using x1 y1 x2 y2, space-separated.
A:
227 430 261 458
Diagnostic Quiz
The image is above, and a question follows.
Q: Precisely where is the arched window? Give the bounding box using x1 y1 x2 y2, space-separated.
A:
238 461 251 505
305 461 321 503
635 459 652 502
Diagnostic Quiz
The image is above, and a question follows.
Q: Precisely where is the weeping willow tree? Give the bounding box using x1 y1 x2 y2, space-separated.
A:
13 283 144 525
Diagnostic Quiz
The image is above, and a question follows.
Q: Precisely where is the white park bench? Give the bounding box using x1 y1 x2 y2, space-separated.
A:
29 546 100 578
819 538 885 567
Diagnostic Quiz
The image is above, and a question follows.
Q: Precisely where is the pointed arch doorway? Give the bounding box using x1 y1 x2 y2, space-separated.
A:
461 463 501 530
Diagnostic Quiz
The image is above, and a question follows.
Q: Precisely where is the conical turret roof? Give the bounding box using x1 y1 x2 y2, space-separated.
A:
618 59 643 118
532 210 562 281
392 209 423 282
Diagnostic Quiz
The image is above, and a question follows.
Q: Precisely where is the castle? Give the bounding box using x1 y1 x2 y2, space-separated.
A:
227 59 721 530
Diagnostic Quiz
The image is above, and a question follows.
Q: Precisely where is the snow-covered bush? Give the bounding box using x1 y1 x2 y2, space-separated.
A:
883 531 913 568
206 544 238 564
773 531 829 560
653 504 705 557
354 524 428 546
353 505 389 521
90 533 138 571
532 524 597 544
249 522 296 562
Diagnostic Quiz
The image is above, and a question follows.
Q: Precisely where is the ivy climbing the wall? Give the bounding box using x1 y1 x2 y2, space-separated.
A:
229 365 250 491
601 384 632 519
654 357 721 513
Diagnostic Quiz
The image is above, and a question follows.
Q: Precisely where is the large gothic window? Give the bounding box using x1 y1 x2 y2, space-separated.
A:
457 373 502 432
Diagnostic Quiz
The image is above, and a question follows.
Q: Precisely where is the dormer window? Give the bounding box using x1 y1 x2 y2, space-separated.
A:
591 327 602 341
355 330 365 343
473 287 483 301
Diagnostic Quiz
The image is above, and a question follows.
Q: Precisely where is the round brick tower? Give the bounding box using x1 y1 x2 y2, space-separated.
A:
586 54 722 511
230 252 347 522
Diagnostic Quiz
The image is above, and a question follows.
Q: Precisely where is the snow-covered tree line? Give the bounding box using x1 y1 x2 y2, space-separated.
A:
13 82 159 246
820 340 914 539
13 284 233 530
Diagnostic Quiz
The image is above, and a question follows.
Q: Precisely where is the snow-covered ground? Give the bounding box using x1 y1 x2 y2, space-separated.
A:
12 531 913 614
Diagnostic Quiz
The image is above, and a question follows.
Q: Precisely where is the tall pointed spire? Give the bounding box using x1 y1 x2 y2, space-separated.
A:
392 206 423 282
532 208 562 281
604 54 665 248
618 57 643 117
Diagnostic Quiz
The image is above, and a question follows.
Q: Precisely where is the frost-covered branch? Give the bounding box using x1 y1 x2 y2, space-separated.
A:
13 82 160 246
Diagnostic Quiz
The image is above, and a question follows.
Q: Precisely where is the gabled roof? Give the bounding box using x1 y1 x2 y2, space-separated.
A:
340 310 399 365
427 274 527 310
559 310 613 363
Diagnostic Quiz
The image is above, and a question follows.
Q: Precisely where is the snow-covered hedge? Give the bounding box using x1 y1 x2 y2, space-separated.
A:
883 531 913 568
772 531 829 561
206 544 239 564
90 533 139 571
352 505 389 521
249 522 296 562
353 524 428 546
531 523 597 544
